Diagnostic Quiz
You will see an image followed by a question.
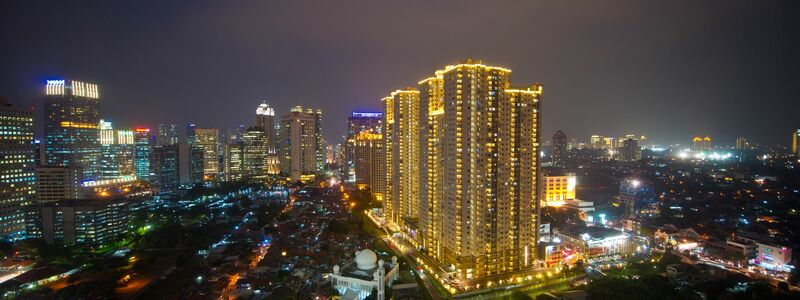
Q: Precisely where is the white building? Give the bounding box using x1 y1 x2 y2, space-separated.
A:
330 249 399 300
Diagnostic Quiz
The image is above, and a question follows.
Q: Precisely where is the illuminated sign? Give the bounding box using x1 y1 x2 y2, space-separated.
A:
135 128 150 133
351 112 383 118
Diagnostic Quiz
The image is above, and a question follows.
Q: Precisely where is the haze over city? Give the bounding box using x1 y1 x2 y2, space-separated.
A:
2 1 798 145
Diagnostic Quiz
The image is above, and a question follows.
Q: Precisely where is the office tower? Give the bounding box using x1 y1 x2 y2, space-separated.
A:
150 144 180 193
194 128 220 180
542 171 577 207
735 137 749 150
590 135 603 149
353 129 385 200
26 198 129 246
619 138 641 162
552 130 567 167
255 102 277 153
620 178 656 219
186 123 197 145
407 60 541 282
225 142 244 181
383 89 420 230
242 126 268 178
0 99 35 241
134 128 151 180
279 106 323 180
346 112 383 182
157 123 179 146
35 166 83 204
603 137 616 150
179 143 204 185
97 120 135 180
792 129 800 156
43 79 101 180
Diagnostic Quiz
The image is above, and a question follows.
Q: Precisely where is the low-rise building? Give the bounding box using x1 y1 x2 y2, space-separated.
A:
25 199 130 246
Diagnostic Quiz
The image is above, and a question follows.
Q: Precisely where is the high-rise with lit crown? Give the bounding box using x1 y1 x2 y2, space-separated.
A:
386 60 542 283
44 79 101 180
0 98 35 241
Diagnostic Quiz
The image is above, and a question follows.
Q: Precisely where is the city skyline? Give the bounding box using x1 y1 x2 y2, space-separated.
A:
2 1 798 145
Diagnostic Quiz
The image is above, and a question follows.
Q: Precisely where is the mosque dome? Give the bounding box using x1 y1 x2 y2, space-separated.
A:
355 249 378 270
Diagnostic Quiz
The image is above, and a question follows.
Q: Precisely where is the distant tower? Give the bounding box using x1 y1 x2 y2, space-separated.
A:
735 137 749 150
792 129 800 156
552 130 567 167
255 101 277 154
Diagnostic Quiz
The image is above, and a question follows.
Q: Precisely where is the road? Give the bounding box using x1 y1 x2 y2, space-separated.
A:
381 236 444 300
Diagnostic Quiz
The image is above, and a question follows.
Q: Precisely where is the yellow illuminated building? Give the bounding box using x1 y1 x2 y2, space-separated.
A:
385 59 542 284
543 173 577 207
383 89 420 229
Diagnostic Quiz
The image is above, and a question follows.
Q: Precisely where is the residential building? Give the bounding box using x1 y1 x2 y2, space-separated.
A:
552 130 567 167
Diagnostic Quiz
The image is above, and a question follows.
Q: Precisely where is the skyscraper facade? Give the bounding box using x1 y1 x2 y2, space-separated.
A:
552 130 567 167
792 129 800 156
383 89 420 230
242 126 268 178
0 99 35 241
134 128 151 180
620 178 656 219
735 137 749 150
44 79 101 180
157 123 178 146
346 112 383 182
279 106 323 180
619 138 641 162
150 144 180 193
353 127 385 201
255 101 277 154
194 128 220 180
387 60 542 283
97 120 135 180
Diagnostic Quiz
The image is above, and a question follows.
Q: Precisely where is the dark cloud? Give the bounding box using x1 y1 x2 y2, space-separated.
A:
1 0 798 145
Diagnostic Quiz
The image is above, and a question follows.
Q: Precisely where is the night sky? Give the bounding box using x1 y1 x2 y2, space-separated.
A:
1 1 798 146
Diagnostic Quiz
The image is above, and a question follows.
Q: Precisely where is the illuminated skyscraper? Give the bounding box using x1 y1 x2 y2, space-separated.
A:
255 101 277 153
383 89 420 230
43 79 101 180
552 130 567 167
590 135 603 149
0 99 35 241
242 126 268 178
150 144 180 193
224 142 244 181
390 60 542 283
134 128 151 180
353 129 384 201
346 112 383 182
194 128 220 180
97 120 135 180
279 106 323 180
792 129 800 156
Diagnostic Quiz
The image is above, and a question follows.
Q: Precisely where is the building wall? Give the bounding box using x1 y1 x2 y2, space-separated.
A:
279 107 322 180
43 80 101 180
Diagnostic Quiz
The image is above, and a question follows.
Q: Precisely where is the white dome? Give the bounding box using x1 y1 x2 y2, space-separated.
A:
355 249 378 270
